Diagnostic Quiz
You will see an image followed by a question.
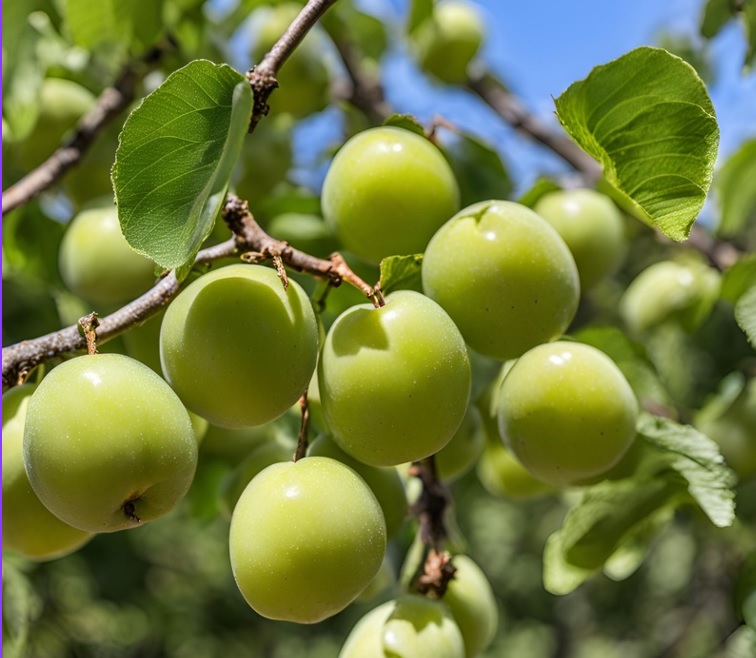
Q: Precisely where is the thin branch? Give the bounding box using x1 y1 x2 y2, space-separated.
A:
467 71 603 180
246 0 339 131
329 33 392 124
2 45 167 215
2 194 382 391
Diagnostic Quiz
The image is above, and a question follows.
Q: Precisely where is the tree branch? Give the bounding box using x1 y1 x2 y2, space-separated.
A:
466 71 603 180
1 45 167 215
2 194 381 391
246 0 339 131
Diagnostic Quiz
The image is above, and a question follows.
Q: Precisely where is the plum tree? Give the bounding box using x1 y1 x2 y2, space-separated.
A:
23 354 198 532
160 263 319 428
318 290 471 466
422 200 580 360
321 126 460 264
229 456 386 623
497 341 639 486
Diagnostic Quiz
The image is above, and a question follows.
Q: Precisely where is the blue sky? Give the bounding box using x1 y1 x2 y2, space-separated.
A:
367 0 756 193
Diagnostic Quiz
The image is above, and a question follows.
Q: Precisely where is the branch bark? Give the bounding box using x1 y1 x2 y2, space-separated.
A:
2 195 380 392
246 0 339 131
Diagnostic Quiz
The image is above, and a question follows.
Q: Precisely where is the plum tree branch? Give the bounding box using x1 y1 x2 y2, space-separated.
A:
2 194 381 391
1 45 168 216
246 0 339 131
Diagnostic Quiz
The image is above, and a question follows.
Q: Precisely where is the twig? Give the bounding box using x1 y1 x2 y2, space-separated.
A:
2 45 167 215
2 195 382 391
408 456 457 599
466 71 603 179
246 0 339 131
293 391 310 462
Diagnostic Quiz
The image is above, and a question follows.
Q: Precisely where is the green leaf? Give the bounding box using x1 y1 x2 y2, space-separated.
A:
442 132 512 207
543 477 683 595
721 254 756 303
517 177 562 208
2 205 66 285
637 413 737 527
714 139 756 236
746 1 756 69
407 0 434 35
555 46 719 242
2 560 39 658
383 113 426 137
700 0 737 39
734 284 756 346
62 0 164 54
113 60 253 272
379 254 423 295
2 9 45 140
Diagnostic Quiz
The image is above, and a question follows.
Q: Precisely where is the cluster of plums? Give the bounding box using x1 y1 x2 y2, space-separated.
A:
8 114 731 656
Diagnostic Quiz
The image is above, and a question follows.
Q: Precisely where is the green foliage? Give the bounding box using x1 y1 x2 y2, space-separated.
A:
555 46 719 241
113 60 253 273
714 138 756 236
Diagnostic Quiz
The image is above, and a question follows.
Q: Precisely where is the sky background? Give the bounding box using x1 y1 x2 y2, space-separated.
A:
277 0 756 196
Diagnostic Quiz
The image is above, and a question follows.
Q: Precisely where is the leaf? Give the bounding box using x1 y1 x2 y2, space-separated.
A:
714 139 756 236
2 8 45 141
543 478 684 595
700 0 737 39
747 2 756 69
2 204 66 285
113 60 253 272
442 132 512 206
2 560 39 658
721 254 756 303
555 46 719 242
383 113 426 137
379 254 423 295
61 0 163 54
734 284 756 346
517 177 562 208
407 0 434 35
637 413 737 527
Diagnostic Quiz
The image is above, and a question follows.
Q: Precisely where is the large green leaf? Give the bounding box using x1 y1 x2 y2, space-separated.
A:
555 47 719 241
714 139 756 236
113 60 253 272
637 413 737 527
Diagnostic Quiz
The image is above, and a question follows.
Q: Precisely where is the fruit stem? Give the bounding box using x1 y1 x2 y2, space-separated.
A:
293 390 310 462
408 455 457 598
79 313 100 356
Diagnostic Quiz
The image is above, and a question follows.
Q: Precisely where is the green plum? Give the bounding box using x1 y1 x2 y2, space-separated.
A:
339 595 466 658
435 404 487 483
308 434 407 538
422 200 580 360
160 264 319 428
321 126 460 264
15 77 95 170
23 354 198 532
318 290 471 466
497 341 639 487
413 1 485 84
3 385 93 560
219 439 293 520
533 188 627 290
620 260 721 334
58 199 157 307
444 554 498 657
229 456 386 623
